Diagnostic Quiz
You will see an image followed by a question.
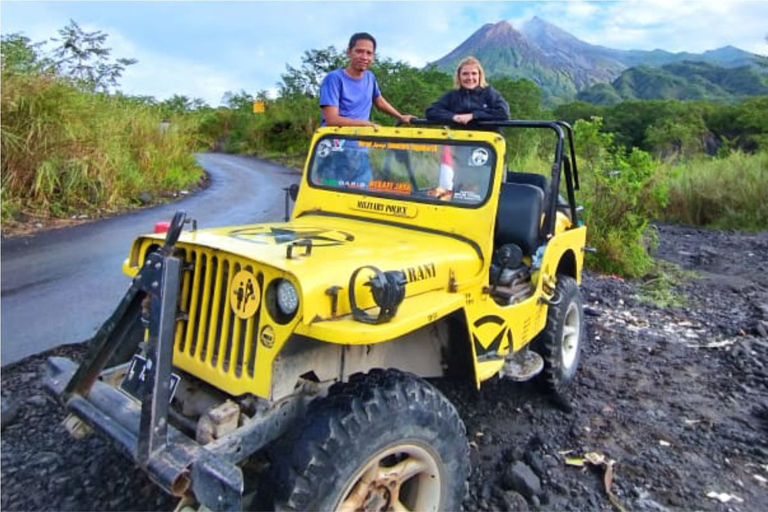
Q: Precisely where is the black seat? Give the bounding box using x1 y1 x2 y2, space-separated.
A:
508 170 572 222
495 183 544 255
506 171 548 193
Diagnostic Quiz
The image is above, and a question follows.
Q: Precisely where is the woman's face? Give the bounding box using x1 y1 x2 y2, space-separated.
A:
458 65 481 90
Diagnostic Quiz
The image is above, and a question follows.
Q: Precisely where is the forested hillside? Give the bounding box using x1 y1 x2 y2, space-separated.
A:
577 61 768 104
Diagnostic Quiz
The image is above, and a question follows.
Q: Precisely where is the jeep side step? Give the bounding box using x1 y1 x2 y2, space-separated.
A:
499 349 544 381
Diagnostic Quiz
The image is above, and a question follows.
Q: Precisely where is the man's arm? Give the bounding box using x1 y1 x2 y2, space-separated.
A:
322 106 377 127
373 96 415 125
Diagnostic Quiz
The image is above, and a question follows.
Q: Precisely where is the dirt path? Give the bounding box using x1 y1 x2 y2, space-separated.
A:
2 223 767 511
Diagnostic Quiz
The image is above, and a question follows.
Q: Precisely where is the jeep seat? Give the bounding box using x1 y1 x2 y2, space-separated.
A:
494 183 544 255
506 171 548 193
508 170 572 221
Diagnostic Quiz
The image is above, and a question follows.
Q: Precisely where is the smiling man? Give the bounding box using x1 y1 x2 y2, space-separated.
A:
319 32 414 127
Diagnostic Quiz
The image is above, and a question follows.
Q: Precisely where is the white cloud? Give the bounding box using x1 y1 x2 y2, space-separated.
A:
537 0 768 55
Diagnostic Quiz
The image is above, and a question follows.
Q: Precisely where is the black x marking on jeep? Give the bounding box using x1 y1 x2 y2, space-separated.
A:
229 227 355 247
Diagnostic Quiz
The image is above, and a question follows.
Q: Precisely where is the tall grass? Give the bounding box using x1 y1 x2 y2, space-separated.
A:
1 72 202 227
658 151 768 230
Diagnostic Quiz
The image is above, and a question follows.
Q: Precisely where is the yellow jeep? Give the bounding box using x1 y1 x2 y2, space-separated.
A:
45 120 587 511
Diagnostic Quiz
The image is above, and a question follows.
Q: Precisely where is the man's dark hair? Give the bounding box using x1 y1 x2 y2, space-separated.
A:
348 32 377 51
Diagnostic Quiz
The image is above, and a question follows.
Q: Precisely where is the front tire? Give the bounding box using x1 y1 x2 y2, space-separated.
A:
534 275 585 396
271 369 470 511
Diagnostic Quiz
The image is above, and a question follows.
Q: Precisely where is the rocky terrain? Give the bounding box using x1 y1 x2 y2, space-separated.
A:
2 223 767 511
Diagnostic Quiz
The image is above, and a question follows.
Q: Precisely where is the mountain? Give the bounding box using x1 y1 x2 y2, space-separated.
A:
428 18 766 104
577 61 768 104
429 20 581 99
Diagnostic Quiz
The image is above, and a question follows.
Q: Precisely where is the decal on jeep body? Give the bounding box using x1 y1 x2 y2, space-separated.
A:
228 227 354 246
402 263 437 283
230 270 261 318
351 200 418 218
472 315 512 358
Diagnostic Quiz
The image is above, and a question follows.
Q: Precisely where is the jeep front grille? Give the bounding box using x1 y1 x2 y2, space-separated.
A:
173 248 263 381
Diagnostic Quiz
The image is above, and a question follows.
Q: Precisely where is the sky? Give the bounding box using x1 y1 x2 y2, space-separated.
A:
2 1 767 106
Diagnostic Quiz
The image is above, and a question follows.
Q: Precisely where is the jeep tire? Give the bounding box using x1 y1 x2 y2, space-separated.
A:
270 369 470 511
534 275 585 396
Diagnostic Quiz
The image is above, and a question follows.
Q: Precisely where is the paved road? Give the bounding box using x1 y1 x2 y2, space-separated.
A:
1 153 300 367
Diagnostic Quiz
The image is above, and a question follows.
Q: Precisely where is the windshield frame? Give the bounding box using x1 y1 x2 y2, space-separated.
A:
305 134 499 210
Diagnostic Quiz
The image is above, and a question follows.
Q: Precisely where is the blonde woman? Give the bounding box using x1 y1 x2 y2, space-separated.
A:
425 56 510 124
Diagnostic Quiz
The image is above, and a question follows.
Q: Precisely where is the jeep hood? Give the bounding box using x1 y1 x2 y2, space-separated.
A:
140 215 487 321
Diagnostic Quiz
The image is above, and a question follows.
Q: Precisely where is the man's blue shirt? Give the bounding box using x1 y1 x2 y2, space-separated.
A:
319 69 381 125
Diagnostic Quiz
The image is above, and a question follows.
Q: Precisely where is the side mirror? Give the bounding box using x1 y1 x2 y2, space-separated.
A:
288 183 299 201
284 184 300 222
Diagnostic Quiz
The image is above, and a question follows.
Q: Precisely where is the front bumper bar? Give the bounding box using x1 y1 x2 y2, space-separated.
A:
44 357 243 511
43 212 243 511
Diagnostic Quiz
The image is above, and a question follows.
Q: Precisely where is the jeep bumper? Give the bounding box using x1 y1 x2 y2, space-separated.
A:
44 356 244 512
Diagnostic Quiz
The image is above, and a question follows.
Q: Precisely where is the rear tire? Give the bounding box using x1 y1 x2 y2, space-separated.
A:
270 369 470 511
534 275 585 396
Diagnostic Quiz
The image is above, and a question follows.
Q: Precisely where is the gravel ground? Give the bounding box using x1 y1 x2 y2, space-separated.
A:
2 223 767 511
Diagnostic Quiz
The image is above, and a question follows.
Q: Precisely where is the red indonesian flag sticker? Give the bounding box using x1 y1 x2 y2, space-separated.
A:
439 146 454 191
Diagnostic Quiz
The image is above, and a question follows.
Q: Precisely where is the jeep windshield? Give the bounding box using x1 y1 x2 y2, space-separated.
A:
308 135 496 206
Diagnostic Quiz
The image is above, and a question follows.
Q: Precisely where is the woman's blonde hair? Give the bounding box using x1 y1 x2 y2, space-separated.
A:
453 56 488 89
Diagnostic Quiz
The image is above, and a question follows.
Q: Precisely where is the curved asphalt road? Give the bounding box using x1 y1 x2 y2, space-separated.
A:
1 153 300 367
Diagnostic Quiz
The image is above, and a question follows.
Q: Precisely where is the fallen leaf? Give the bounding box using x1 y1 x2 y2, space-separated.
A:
584 452 607 465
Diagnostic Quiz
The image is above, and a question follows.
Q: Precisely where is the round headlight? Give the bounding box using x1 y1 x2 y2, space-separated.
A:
276 279 299 315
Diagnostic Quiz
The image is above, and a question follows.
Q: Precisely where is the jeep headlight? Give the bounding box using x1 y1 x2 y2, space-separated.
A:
276 279 299 315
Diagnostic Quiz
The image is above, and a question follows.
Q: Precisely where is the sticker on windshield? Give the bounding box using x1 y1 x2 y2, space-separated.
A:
469 148 489 167
317 139 346 158
368 180 411 194
316 140 331 158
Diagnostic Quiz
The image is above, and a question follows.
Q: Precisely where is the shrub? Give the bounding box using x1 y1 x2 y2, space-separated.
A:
575 118 667 277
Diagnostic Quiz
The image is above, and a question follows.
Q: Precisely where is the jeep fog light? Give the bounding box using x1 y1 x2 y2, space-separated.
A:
276 279 299 315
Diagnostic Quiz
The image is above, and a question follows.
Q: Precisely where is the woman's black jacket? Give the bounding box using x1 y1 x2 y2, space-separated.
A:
425 86 510 123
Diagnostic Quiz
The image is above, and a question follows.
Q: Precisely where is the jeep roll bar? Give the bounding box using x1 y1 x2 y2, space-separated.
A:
407 119 581 237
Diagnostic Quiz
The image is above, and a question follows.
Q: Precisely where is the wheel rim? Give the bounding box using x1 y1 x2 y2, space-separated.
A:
560 301 581 371
335 443 443 512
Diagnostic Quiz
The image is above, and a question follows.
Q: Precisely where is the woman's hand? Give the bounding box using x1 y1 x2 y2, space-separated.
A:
452 113 473 124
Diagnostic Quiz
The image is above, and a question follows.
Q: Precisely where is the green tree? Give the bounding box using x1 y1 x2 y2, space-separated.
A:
370 60 451 122
553 101 605 125
0 33 51 75
222 90 256 111
489 77 541 119
158 94 208 115
645 110 708 159
50 19 137 92
278 46 345 98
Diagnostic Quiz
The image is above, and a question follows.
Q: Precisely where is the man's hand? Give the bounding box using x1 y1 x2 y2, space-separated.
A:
399 114 416 125
452 113 474 125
